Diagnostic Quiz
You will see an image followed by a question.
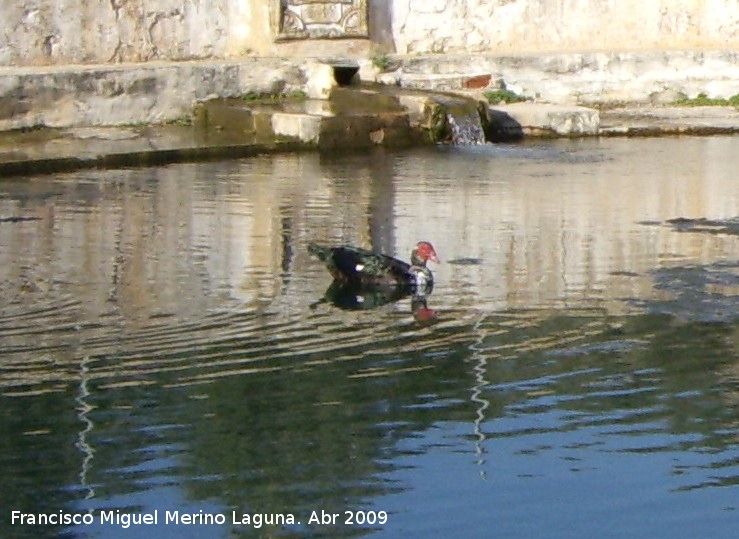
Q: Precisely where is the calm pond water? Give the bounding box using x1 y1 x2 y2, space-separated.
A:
1 136 738 538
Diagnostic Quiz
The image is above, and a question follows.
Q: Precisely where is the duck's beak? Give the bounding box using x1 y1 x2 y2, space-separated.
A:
429 252 440 264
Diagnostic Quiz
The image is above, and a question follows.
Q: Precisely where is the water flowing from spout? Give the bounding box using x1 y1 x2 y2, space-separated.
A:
446 111 486 145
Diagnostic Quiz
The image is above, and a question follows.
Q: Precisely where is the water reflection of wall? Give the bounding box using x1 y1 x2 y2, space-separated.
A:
0 155 386 326
391 138 739 311
0 168 229 326
1 138 737 328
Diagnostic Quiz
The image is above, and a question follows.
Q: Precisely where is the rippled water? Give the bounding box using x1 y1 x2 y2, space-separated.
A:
1 137 738 538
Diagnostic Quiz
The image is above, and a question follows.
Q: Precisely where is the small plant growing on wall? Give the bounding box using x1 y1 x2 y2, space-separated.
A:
672 92 739 108
483 89 530 105
371 53 396 73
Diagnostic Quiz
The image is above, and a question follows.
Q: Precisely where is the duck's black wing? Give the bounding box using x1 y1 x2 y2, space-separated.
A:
309 243 412 284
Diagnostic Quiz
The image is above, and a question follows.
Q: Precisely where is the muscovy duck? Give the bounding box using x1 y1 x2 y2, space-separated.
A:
308 241 439 289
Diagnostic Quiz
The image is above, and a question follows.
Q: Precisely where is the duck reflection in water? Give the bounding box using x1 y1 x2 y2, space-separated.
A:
310 280 438 324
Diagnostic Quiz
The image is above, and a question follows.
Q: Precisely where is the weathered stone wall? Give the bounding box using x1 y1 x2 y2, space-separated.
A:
3 1 739 67
0 59 306 130
396 50 739 105
2 1 739 130
391 0 739 54
0 0 374 67
0 0 257 65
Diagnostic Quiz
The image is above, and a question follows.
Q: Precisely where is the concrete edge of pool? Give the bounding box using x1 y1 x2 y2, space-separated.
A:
1 102 739 179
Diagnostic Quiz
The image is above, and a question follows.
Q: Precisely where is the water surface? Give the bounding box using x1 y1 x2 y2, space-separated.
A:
1 136 738 538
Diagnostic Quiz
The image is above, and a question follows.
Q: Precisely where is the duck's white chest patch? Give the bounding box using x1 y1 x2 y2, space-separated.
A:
412 268 429 287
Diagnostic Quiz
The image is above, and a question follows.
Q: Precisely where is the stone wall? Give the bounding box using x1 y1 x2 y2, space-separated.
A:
0 1 372 67
0 59 306 130
0 1 285 66
390 0 739 55
397 50 739 105
4 1 739 68
2 1 739 130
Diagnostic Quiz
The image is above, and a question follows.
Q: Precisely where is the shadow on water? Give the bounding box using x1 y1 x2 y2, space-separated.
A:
1 137 738 538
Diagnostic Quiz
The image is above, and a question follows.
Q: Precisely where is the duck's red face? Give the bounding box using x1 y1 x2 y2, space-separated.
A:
416 241 439 263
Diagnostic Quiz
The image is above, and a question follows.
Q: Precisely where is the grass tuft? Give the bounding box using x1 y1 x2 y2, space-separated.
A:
483 89 530 104
672 92 739 107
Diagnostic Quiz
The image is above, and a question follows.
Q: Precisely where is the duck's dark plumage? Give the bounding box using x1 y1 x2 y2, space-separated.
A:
308 241 438 289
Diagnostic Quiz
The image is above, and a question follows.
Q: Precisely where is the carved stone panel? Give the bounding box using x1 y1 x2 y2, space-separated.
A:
276 0 368 40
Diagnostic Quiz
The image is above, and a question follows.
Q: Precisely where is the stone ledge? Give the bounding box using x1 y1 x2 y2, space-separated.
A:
0 59 306 131
394 50 739 106
487 102 600 138
3 100 739 178
0 125 307 177
599 106 739 136
483 102 739 138
0 84 479 177
3 51 739 133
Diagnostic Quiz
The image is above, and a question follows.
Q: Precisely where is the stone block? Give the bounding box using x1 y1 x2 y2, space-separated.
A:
303 62 335 100
271 112 321 144
199 100 256 132
489 103 600 136
316 112 417 150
